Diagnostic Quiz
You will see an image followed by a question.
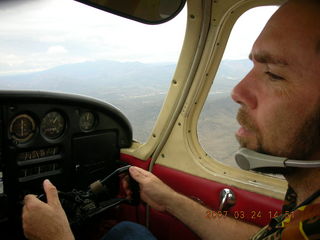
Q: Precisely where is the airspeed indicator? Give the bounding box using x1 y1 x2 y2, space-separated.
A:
40 111 65 139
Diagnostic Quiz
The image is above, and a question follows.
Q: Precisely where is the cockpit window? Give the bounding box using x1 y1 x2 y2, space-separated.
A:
0 0 186 143
198 6 278 168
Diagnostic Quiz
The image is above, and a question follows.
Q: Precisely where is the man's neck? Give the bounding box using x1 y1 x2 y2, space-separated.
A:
285 168 320 205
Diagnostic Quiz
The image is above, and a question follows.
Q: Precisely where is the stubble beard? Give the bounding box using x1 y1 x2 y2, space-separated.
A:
235 107 320 175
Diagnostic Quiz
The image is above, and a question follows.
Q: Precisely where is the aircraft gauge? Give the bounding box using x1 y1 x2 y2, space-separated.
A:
79 111 95 131
40 111 65 139
9 114 36 143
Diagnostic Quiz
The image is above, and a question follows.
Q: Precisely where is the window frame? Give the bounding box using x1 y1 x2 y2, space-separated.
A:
149 0 287 200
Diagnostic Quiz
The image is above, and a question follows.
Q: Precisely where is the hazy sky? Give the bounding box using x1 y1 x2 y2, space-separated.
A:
0 0 277 75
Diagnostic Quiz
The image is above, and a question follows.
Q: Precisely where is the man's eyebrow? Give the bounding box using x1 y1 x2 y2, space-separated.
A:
248 52 288 66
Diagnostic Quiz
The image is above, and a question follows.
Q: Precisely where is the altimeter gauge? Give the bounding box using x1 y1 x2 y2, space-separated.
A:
9 114 36 143
40 111 65 139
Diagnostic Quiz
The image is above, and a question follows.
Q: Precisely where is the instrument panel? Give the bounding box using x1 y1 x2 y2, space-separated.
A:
0 90 133 238
8 110 97 144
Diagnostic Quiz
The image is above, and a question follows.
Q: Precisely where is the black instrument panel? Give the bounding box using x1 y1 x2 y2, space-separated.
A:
0 90 132 237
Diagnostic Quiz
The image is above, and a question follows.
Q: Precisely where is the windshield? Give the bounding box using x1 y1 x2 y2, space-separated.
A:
0 0 187 142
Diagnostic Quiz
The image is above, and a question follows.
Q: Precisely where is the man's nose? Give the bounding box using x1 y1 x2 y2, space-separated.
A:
231 73 257 109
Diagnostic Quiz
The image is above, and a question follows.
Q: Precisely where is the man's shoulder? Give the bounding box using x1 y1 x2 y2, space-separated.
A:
281 203 320 239
251 203 320 240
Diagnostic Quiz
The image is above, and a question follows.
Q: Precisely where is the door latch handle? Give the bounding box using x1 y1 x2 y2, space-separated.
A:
219 188 236 211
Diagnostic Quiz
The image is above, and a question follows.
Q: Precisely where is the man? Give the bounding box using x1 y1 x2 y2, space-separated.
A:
22 0 320 239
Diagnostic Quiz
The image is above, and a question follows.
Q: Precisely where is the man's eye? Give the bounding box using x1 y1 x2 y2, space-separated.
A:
265 71 284 81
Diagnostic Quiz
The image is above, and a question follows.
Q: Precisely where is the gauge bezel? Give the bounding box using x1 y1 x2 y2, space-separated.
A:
40 111 66 141
79 111 97 132
8 113 36 144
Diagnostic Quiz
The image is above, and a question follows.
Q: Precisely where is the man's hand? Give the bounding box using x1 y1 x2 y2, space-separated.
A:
22 179 74 240
129 166 261 240
129 166 178 211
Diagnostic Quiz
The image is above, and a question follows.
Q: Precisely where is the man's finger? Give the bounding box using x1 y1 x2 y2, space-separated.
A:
129 166 150 182
23 194 38 203
43 179 61 207
23 194 40 210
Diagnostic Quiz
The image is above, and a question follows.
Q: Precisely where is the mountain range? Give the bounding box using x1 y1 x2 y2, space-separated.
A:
0 59 251 167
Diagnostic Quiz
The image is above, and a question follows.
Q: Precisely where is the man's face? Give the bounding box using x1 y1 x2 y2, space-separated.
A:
231 2 320 160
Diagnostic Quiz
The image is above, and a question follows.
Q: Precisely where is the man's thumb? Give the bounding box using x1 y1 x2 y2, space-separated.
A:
43 179 61 207
129 166 149 183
